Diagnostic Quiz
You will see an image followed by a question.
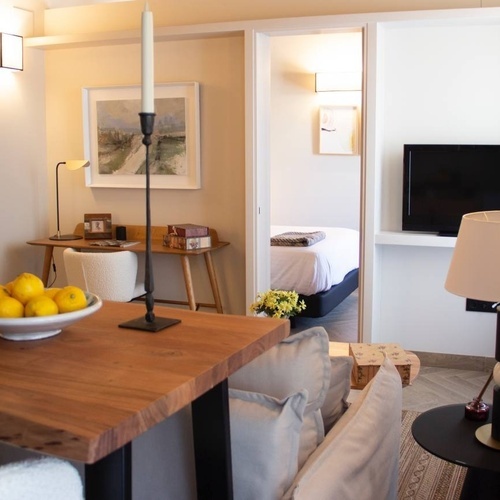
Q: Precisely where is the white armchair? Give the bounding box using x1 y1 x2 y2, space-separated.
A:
63 248 145 302
0 457 83 500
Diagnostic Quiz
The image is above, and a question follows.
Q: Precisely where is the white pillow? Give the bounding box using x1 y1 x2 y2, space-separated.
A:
283 356 403 500
321 355 353 433
229 388 307 500
229 327 330 468
229 327 330 414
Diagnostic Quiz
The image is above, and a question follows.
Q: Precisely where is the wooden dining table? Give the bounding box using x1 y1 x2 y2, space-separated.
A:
0 301 289 499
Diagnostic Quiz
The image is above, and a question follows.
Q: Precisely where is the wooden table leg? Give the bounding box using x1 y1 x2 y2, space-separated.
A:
41 246 54 286
204 251 223 313
180 255 197 311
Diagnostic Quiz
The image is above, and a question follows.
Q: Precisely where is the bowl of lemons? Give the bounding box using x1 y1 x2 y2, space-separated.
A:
0 273 102 341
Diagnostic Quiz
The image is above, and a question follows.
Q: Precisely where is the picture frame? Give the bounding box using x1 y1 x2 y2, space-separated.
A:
83 82 200 189
84 213 113 239
319 105 359 155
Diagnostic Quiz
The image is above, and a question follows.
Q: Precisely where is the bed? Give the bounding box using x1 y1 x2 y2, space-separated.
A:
270 225 359 318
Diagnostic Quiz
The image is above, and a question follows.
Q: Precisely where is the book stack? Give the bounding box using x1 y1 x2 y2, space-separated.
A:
164 224 211 250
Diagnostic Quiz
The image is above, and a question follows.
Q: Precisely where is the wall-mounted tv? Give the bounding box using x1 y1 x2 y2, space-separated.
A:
402 144 500 236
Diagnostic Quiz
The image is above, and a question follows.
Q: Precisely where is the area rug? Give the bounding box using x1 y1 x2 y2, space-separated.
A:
398 410 467 499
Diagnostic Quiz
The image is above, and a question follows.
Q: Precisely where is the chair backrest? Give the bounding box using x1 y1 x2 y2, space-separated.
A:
63 248 145 302
0 457 83 500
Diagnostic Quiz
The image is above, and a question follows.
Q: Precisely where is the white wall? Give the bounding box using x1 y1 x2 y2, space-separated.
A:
0 5 47 284
371 19 500 356
270 32 362 230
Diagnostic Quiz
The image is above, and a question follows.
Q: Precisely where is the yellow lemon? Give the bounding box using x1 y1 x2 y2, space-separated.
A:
4 281 15 295
44 288 62 299
54 286 87 314
24 295 59 317
11 273 45 305
0 285 10 298
0 296 24 318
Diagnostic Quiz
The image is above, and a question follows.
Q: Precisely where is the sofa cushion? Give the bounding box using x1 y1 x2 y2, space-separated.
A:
229 388 307 500
321 355 353 433
299 410 324 469
229 327 330 414
282 356 403 500
229 327 331 469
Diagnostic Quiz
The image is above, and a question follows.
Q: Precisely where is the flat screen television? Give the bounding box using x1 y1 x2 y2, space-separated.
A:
402 144 500 236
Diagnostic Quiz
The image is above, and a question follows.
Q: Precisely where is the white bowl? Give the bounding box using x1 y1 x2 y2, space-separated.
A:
0 292 102 341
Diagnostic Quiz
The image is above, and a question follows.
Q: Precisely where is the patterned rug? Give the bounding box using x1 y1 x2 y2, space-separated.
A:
398 410 467 499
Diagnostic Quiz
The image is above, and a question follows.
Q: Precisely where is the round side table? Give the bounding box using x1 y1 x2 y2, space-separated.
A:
412 404 500 499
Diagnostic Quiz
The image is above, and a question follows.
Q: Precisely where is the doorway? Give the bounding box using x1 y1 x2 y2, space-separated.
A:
246 26 365 342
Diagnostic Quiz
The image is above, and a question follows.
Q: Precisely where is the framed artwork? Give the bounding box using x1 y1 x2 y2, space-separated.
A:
83 82 200 189
319 105 359 155
84 213 113 239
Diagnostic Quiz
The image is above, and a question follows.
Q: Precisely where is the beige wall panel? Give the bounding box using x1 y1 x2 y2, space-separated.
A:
45 35 245 314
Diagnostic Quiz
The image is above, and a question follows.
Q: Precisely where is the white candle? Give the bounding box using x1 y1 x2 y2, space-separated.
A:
141 2 154 113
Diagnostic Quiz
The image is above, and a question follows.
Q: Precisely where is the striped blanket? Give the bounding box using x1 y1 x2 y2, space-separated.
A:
271 231 326 247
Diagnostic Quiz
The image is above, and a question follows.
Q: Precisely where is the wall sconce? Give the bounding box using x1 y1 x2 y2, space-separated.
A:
315 72 361 92
0 32 23 71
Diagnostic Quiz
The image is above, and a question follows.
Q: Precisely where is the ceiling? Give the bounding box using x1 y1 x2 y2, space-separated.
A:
44 0 133 8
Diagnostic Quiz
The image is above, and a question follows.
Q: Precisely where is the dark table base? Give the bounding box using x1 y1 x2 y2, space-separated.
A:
412 404 500 500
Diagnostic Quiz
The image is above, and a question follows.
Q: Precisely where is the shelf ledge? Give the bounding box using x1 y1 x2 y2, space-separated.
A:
375 231 456 248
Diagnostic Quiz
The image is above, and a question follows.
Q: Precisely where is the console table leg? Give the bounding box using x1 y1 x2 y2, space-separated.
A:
41 246 54 286
204 251 224 313
179 255 197 311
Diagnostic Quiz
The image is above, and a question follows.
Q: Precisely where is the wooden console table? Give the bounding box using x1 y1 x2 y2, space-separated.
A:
27 224 229 313
0 301 289 499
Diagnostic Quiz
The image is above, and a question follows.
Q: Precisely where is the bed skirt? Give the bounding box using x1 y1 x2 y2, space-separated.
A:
296 268 359 318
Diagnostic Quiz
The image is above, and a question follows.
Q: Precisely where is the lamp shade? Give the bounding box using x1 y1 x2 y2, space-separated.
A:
0 33 23 71
445 211 500 302
65 160 90 171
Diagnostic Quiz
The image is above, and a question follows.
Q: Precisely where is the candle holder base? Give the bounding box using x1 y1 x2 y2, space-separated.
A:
119 316 180 332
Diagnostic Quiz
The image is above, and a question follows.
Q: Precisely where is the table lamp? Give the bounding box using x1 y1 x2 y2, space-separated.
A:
445 210 500 450
49 160 90 241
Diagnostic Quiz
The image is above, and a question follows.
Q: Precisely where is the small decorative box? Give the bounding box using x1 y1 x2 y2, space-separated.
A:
167 224 209 238
164 235 212 250
349 343 411 388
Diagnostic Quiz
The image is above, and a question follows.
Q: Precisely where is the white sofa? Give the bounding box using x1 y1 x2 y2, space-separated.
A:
0 327 402 500
228 326 403 500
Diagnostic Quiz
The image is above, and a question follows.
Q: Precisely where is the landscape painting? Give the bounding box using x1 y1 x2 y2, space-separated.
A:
83 83 200 189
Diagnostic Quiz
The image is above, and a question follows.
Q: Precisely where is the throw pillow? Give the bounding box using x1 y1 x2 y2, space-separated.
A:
321 354 353 433
283 356 403 500
229 326 330 414
229 388 307 500
229 327 331 468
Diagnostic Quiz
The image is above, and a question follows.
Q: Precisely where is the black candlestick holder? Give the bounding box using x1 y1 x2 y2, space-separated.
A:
119 112 180 332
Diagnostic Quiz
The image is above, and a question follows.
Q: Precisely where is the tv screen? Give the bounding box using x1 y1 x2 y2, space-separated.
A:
402 144 500 236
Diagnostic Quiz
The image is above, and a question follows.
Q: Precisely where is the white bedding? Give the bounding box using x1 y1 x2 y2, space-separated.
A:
270 225 360 296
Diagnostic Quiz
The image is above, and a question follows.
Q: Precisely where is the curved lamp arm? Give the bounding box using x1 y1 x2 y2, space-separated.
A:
49 160 90 241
